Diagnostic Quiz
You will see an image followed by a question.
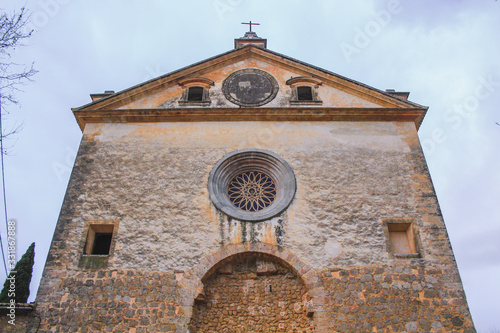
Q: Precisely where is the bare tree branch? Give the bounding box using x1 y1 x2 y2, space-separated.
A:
0 7 33 56
0 7 38 146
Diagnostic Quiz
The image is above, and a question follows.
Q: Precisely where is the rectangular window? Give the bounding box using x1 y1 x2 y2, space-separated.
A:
188 86 204 101
383 219 420 258
297 86 313 101
388 223 415 254
84 224 114 255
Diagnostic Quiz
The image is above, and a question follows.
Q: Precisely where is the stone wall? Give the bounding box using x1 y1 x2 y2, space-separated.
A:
35 251 475 332
34 120 475 332
323 265 474 332
36 270 179 332
43 121 443 271
190 253 314 332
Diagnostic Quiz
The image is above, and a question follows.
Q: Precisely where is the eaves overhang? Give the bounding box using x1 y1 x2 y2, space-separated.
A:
73 106 427 132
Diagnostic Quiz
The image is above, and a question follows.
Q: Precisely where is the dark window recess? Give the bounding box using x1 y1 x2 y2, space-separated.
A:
92 233 113 255
188 87 204 101
297 86 313 101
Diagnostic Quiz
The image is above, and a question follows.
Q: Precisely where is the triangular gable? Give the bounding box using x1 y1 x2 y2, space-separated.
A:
73 45 427 130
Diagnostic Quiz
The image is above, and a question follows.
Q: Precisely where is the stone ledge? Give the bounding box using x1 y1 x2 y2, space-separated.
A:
394 253 421 259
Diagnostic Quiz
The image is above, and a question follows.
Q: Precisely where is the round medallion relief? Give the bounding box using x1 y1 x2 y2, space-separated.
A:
208 149 296 222
222 69 279 107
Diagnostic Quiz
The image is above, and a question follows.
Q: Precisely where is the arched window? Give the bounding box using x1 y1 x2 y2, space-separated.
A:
178 77 214 105
286 76 322 105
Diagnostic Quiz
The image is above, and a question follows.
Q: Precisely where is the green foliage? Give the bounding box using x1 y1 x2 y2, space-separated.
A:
0 242 35 303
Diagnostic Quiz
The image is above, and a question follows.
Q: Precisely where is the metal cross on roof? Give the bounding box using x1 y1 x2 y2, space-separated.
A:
241 21 260 32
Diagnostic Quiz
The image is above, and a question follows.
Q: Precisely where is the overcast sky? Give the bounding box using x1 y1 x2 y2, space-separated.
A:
1 0 499 331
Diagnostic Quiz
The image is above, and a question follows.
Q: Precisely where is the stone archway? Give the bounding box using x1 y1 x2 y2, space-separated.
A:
177 243 331 332
190 252 314 332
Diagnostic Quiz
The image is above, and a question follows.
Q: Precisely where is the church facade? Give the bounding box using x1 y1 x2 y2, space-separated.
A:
33 32 476 332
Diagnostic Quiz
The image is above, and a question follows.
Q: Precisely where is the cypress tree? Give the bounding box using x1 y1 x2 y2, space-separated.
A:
0 242 35 304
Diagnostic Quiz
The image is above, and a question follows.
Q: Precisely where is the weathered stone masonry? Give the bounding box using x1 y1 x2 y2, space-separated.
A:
29 35 475 332
30 121 474 332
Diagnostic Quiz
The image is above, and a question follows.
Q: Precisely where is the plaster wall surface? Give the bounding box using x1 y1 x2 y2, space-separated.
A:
58 121 440 272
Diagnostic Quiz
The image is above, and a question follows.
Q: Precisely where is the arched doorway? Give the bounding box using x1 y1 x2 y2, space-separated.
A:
189 252 315 332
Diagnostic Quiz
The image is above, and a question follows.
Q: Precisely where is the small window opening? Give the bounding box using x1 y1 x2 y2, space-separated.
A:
387 223 416 255
297 86 313 101
188 87 204 101
92 233 113 254
85 224 114 255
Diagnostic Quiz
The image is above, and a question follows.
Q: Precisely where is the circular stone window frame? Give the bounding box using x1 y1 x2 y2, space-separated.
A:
222 68 279 107
208 149 296 222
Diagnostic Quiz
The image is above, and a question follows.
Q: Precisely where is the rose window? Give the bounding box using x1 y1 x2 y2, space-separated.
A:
208 149 296 222
227 171 277 211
